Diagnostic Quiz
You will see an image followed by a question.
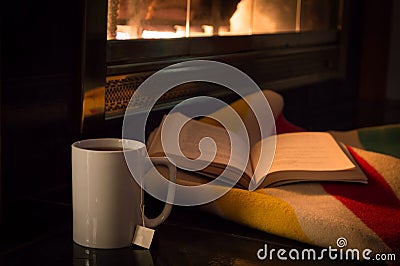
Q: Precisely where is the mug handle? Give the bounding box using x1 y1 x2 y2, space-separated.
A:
143 157 176 228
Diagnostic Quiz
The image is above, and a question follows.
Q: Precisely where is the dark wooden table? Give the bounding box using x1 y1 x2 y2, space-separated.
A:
0 185 381 266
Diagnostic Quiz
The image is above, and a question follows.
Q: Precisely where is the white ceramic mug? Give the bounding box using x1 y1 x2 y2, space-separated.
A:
72 138 176 249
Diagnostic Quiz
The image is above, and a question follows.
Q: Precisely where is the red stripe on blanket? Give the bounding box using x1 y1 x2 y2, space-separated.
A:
322 147 400 254
275 113 305 134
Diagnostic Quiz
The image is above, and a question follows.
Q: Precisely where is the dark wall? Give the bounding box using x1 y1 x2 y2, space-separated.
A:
1 0 83 204
281 0 364 131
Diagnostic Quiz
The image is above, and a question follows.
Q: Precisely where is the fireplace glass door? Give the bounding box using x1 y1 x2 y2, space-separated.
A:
107 0 340 40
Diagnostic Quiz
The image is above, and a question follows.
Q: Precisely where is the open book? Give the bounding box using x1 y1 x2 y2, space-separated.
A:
147 112 368 189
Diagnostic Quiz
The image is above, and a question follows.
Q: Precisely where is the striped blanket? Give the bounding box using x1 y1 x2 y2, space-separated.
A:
198 91 400 258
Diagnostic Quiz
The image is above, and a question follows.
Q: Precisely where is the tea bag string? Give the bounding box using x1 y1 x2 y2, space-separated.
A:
140 174 145 227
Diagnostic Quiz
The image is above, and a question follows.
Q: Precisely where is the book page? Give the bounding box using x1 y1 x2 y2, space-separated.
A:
248 135 276 186
147 112 254 181
261 132 356 173
250 132 356 185
258 142 367 187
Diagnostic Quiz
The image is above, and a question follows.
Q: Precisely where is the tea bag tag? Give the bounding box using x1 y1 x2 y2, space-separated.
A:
132 225 155 249
133 176 155 249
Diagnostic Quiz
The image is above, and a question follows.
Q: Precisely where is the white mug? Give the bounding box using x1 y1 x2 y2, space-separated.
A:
72 138 176 249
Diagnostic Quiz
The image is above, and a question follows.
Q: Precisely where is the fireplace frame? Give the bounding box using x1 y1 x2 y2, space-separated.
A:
79 0 349 135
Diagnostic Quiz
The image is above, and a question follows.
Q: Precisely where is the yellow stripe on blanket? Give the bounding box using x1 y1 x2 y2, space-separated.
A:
205 187 311 244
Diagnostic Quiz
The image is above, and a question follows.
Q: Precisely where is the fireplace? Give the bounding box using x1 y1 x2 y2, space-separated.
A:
80 0 347 135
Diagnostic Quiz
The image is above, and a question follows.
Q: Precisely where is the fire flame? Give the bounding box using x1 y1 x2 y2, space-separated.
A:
113 0 281 40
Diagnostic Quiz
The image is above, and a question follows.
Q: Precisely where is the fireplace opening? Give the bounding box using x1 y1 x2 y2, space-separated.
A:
80 0 345 135
108 0 339 39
